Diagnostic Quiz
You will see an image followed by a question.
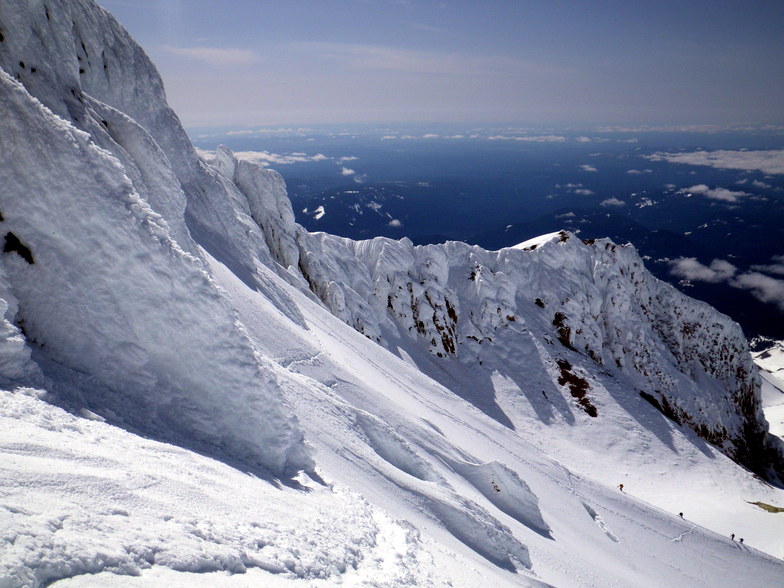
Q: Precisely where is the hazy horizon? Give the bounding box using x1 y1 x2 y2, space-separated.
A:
97 0 784 129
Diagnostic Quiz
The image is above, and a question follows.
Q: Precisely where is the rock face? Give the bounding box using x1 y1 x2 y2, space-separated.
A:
0 0 780 481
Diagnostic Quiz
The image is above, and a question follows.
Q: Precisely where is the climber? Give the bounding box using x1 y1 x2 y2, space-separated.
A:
618 483 624 492
739 538 744 544
678 512 683 518
731 533 735 541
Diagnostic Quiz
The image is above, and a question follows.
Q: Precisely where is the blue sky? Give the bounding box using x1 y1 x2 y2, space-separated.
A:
97 0 784 129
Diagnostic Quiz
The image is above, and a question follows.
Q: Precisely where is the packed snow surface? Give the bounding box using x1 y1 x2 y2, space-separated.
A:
1 1 784 586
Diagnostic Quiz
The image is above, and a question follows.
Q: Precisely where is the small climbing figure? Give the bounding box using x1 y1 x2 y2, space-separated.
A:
731 533 735 541
739 538 744 544
618 483 624 492
678 512 684 518
491 479 501 492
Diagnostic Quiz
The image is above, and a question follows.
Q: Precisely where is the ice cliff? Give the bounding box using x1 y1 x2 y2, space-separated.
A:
0 0 311 476
0 0 781 486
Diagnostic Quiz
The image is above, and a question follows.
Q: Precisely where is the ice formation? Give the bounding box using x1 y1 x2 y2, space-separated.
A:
1 1 783 586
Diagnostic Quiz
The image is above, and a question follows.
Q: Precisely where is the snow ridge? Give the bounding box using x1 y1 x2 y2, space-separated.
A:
295 230 783 479
0 3 311 476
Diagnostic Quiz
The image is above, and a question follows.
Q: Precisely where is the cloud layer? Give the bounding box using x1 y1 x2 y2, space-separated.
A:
164 46 257 66
751 255 784 276
670 258 737 283
669 256 784 311
196 148 332 166
647 150 784 175
732 273 784 310
683 184 749 202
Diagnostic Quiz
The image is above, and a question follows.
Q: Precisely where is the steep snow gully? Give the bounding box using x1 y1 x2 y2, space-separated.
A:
1 1 783 586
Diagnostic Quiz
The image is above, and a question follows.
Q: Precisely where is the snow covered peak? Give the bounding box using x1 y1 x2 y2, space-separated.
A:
511 230 565 250
0 0 195 249
2 1 784 585
0 0 312 476
298 228 782 479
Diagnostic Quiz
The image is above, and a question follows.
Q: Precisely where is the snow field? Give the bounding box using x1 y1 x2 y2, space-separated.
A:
0 389 429 587
216 249 784 585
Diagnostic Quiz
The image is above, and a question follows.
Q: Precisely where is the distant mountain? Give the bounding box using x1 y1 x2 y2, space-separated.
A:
470 208 784 341
470 208 708 259
1 1 783 586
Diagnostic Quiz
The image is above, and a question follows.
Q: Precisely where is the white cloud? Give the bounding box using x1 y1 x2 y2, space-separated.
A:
576 136 592 143
669 257 784 311
573 189 594 196
751 254 784 276
752 180 773 189
232 150 328 166
517 135 567 142
669 258 737 283
163 46 257 66
556 211 576 218
646 149 784 175
487 134 567 142
388 219 402 227
194 147 215 162
707 259 739 280
422 133 440 139
626 169 652 174
293 42 571 77
224 127 314 137
580 164 598 172
337 156 359 163
731 272 784 311
340 167 356 176
600 197 626 207
669 255 784 311
683 184 749 202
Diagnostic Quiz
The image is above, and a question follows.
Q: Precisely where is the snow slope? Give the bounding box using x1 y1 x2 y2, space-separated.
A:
754 341 784 440
0 67 311 477
2 1 784 586
296 228 781 478
4 264 784 586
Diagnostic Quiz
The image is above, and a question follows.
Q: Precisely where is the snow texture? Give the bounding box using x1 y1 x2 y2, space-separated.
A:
0 6 311 477
297 230 782 478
